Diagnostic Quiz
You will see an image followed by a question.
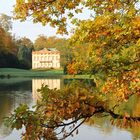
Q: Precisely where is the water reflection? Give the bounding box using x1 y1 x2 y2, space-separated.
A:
32 78 60 101
0 78 140 140
0 78 33 140
0 78 61 140
67 124 132 140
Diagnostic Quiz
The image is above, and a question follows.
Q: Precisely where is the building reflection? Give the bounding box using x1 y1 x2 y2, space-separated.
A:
32 78 60 101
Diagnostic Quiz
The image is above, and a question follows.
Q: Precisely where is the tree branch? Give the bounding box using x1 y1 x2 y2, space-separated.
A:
59 118 86 140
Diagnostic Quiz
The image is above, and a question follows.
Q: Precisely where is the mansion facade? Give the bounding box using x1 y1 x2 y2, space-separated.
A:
32 48 60 69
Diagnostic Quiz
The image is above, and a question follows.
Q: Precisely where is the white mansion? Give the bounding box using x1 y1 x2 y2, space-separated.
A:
32 48 60 69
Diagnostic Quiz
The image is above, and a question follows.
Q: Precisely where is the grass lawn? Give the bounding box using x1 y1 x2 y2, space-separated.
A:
0 68 94 79
63 74 93 79
0 68 63 77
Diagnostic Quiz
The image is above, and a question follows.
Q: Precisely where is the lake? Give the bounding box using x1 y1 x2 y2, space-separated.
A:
0 77 140 140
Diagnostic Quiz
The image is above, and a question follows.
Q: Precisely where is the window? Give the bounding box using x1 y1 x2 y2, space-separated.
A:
52 56 54 60
41 56 43 60
56 55 59 60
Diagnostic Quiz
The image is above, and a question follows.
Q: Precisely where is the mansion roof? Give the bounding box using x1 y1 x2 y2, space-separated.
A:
32 48 60 54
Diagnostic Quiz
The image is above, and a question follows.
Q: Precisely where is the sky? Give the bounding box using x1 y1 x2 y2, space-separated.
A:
0 1 68 42
0 1 91 42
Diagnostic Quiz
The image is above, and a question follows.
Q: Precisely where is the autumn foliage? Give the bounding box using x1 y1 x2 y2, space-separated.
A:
5 0 140 139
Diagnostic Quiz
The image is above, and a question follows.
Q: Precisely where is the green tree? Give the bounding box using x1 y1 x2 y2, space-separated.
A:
34 35 48 50
0 14 12 32
16 37 33 69
16 37 33 49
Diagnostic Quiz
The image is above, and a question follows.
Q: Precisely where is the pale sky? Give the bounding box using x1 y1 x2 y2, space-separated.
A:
0 1 91 42
0 1 67 42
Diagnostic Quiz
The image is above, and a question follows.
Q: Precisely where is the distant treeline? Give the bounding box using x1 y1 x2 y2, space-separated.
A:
0 14 70 69
0 26 33 69
0 14 33 69
0 52 19 68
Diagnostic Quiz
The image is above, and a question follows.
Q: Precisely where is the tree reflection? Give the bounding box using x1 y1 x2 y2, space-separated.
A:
0 90 32 138
0 95 13 138
129 97 140 140
0 124 12 138
6 80 140 140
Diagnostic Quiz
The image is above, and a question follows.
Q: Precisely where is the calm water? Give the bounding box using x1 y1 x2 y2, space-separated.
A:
0 77 140 140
